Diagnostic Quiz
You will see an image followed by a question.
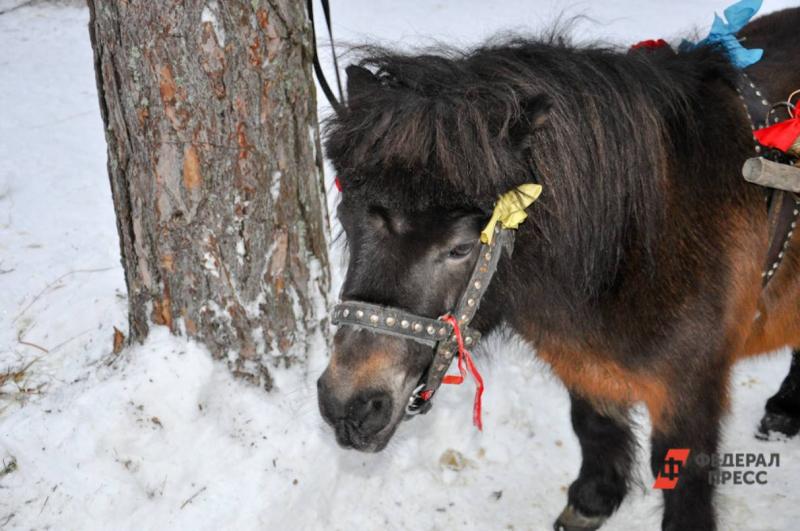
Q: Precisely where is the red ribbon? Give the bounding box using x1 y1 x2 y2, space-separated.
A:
630 38 668 51
440 314 485 430
754 107 800 153
334 176 342 192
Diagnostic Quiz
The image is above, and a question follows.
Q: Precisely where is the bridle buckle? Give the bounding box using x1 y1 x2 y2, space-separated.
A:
405 383 433 416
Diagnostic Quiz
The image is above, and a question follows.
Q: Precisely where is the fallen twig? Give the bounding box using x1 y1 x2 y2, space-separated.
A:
0 359 38 388
48 329 91 353
13 267 115 325
0 456 17 478
180 486 207 509
0 0 36 17
39 495 49 515
16 335 49 354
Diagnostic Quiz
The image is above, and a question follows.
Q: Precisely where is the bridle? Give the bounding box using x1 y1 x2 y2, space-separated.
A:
331 226 512 419
330 185 540 426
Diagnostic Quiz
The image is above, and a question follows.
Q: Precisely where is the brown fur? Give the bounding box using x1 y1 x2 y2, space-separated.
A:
537 341 673 427
746 225 800 355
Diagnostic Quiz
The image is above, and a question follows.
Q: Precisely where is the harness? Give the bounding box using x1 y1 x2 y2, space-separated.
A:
736 72 800 286
631 36 800 287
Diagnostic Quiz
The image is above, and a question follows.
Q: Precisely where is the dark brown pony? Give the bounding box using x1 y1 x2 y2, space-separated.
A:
317 8 800 530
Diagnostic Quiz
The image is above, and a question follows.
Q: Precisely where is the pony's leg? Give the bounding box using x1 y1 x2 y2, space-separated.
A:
758 349 800 438
650 377 724 531
554 394 634 531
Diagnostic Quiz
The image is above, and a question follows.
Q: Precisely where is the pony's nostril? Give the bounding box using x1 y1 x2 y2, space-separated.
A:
347 391 393 436
366 395 389 415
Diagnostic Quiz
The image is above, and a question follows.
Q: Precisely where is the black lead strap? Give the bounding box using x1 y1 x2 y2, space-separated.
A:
307 0 344 114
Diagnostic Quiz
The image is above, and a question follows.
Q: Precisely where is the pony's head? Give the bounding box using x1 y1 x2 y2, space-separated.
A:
316 48 551 451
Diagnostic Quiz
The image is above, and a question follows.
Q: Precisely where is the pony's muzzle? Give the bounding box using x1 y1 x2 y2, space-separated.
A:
317 373 394 450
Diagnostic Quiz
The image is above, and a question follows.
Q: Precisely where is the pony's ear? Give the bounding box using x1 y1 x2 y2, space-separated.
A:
346 65 379 100
509 94 552 144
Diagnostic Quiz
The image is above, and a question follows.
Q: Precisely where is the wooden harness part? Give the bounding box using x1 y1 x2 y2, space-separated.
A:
737 73 800 286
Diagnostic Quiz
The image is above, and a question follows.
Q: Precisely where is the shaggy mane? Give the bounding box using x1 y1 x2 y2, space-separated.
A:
324 34 740 297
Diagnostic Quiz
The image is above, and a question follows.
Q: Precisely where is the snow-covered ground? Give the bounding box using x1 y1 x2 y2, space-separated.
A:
1 1 799 529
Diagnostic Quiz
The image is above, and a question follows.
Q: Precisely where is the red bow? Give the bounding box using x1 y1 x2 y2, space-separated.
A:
754 107 800 153
630 39 669 51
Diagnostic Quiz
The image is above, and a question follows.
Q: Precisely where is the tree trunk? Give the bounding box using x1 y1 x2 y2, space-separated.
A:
87 0 330 389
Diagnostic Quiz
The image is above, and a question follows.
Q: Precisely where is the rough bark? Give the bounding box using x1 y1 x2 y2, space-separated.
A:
87 0 330 388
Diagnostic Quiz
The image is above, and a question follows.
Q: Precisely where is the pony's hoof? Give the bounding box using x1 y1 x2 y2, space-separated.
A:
553 504 607 531
757 411 800 439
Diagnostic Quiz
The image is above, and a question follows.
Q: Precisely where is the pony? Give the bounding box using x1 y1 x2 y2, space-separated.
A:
317 7 800 530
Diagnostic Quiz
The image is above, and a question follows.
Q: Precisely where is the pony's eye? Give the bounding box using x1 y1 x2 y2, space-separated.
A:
448 242 475 259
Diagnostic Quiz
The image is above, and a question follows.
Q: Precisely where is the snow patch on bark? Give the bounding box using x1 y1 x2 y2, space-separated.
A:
243 290 266 322
236 239 245 265
201 250 220 278
201 1 225 45
270 170 282 203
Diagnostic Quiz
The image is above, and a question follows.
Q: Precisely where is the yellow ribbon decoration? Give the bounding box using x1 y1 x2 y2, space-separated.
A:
480 183 542 244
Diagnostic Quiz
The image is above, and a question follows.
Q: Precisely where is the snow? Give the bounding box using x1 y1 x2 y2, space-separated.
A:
270 170 283 203
1 1 799 530
201 1 225 46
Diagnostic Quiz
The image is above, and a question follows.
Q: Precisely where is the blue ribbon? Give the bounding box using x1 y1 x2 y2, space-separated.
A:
683 0 763 69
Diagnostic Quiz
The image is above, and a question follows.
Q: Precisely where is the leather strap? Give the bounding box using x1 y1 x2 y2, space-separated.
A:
331 301 480 348
307 0 344 114
412 228 513 412
762 191 799 285
737 72 771 132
